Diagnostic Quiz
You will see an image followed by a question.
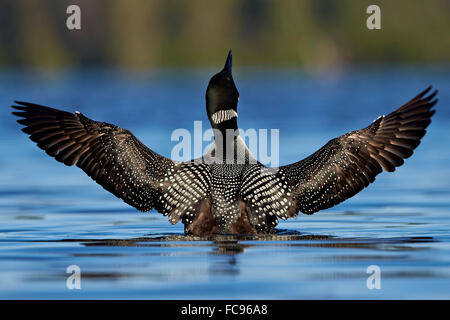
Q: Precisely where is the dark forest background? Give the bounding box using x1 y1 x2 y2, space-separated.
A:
0 0 449 69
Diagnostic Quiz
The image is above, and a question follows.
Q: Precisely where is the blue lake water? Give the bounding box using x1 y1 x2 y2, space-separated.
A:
0 67 449 299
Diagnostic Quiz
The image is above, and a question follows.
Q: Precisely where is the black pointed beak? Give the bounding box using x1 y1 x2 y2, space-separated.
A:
223 50 232 74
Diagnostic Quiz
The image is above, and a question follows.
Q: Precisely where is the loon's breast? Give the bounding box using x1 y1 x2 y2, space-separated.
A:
183 137 292 236
196 137 255 233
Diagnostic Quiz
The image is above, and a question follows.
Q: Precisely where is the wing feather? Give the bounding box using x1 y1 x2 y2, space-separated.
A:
279 86 437 215
12 101 211 220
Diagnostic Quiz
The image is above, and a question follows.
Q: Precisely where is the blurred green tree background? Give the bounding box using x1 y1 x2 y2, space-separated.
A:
0 0 449 69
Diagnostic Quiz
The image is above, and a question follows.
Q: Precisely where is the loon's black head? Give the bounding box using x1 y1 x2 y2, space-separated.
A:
206 50 240 127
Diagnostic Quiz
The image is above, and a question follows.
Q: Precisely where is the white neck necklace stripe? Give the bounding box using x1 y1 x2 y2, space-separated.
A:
211 109 238 124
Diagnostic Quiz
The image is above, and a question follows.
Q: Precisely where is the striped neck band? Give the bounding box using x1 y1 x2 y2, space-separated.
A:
211 109 238 124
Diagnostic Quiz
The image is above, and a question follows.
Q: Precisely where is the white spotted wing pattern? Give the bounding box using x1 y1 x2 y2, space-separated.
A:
12 86 437 235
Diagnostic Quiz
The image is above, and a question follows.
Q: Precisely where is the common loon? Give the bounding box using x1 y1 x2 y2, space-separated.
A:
12 51 437 236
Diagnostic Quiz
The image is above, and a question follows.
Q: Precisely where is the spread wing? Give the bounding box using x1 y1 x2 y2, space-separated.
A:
12 101 211 223
279 86 437 215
